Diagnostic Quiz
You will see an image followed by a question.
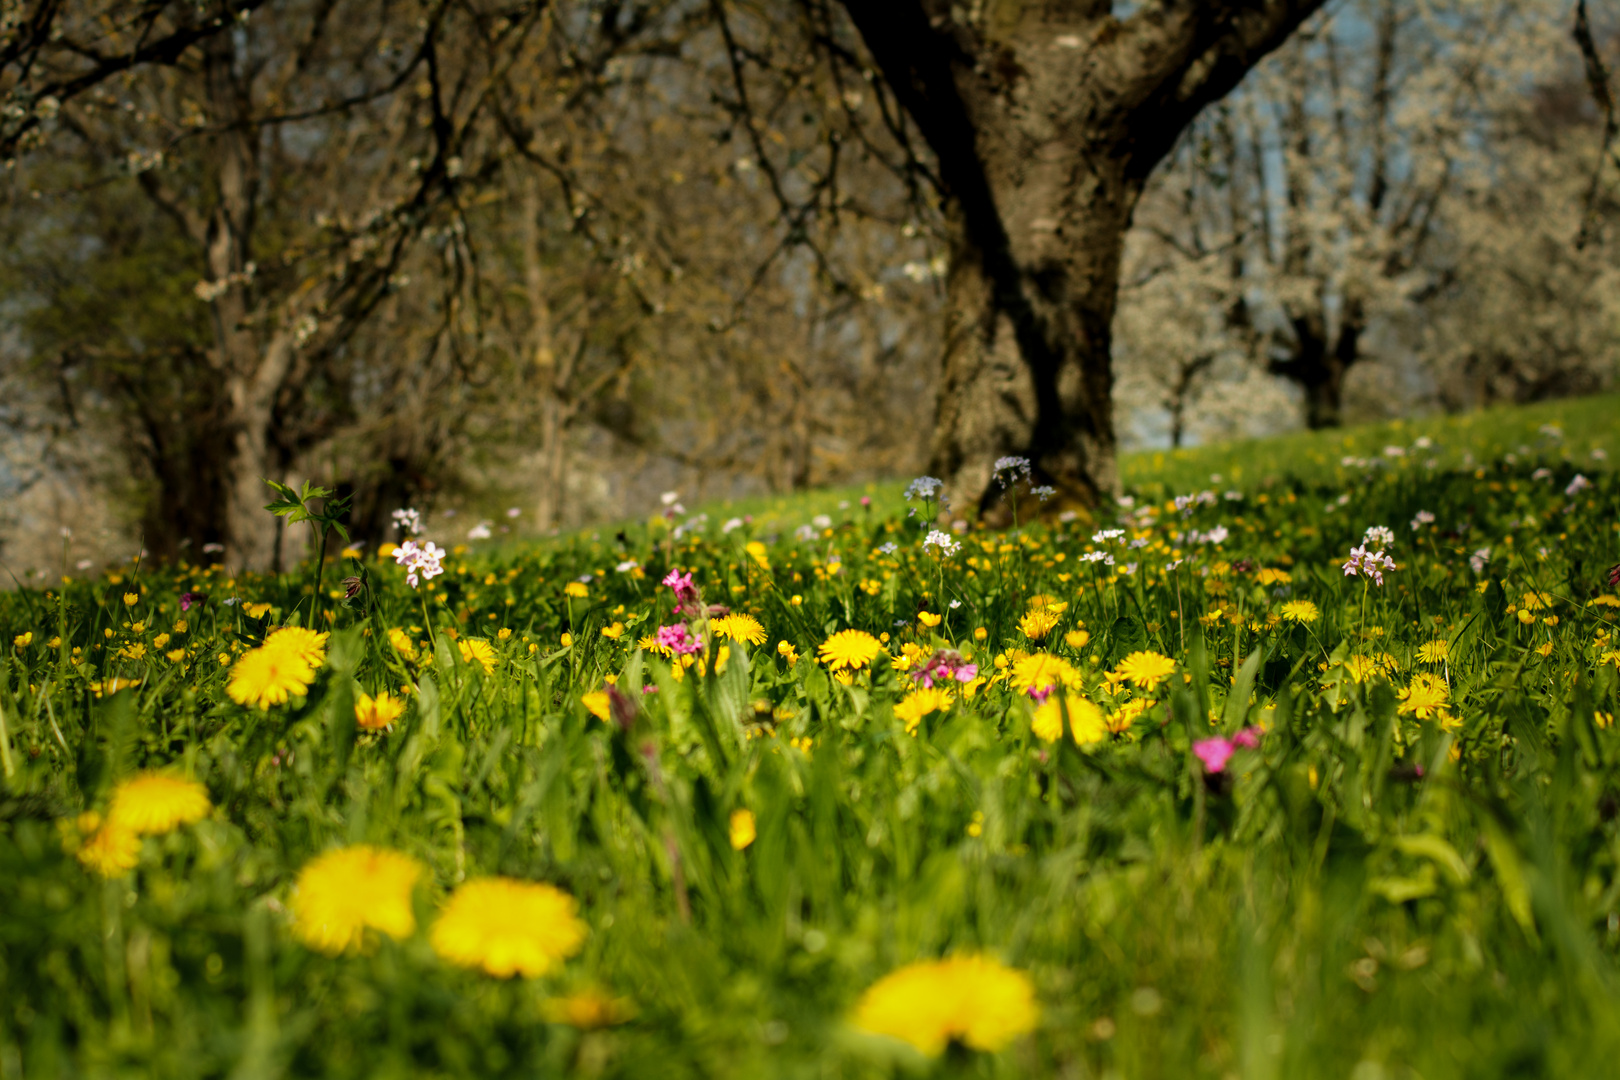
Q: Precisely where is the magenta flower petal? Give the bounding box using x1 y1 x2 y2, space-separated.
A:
1193 737 1236 773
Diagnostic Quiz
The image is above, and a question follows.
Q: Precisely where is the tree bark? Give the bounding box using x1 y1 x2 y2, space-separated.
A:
839 0 1328 521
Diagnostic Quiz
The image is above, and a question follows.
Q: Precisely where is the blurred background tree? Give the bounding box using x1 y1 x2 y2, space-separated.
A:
0 0 1613 572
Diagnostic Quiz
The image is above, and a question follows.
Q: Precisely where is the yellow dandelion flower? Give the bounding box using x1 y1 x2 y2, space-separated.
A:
893 687 952 734
1254 568 1292 586
1018 609 1061 641
713 613 767 646
1031 692 1106 746
729 809 756 850
1417 639 1450 664
108 773 211 835
118 643 147 661
1520 591 1553 612
1601 650 1620 668
292 845 425 954
264 626 329 670
745 541 771 571
243 602 273 619
819 629 882 672
1280 600 1320 624
1106 697 1151 734
564 582 590 598
1009 653 1079 694
1063 629 1090 650
581 691 611 722
13 632 31 648
227 645 315 709
355 691 406 731
165 648 186 663
387 627 418 661
600 622 625 640
430 878 587 978
1397 673 1449 719
1114 651 1176 691
851 954 1037 1057
542 989 635 1029
76 819 141 877
458 638 496 674
917 611 942 628
1588 595 1619 608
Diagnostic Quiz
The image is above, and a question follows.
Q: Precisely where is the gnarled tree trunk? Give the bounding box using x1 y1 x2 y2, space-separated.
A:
840 0 1328 521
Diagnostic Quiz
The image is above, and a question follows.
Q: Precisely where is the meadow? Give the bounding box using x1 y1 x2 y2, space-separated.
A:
2 395 1619 1079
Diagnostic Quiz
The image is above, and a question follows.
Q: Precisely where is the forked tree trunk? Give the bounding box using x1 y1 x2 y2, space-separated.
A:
840 0 1328 521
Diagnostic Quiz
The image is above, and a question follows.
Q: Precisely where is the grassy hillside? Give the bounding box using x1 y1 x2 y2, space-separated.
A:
1 397 1618 1078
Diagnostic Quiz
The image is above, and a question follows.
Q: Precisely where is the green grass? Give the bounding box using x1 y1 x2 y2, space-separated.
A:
2 396 1619 1079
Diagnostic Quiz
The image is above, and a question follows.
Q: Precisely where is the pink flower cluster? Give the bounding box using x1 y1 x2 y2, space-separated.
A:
1342 544 1396 585
655 623 703 656
662 569 700 613
910 649 978 689
1192 727 1262 774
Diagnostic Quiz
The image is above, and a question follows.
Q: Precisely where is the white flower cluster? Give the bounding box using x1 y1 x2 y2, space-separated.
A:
393 539 445 589
391 507 423 535
922 529 960 557
1362 525 1396 550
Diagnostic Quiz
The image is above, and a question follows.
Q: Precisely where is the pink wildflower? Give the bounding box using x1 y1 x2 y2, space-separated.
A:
661 569 700 612
1342 544 1396 586
910 649 978 688
1193 738 1235 774
1194 726 1262 773
655 623 703 656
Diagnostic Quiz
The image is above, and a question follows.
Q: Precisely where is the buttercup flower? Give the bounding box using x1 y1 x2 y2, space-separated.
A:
430 878 587 978
851 954 1038 1056
581 690 611 721
729 809 756 850
292 845 425 954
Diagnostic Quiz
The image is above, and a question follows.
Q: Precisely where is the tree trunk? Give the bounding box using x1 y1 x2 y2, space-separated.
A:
840 0 1329 522
222 334 299 572
930 187 1129 523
